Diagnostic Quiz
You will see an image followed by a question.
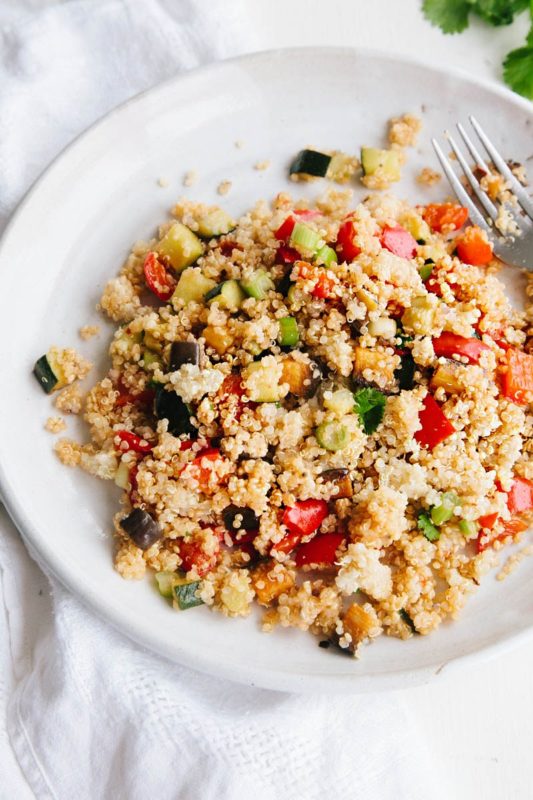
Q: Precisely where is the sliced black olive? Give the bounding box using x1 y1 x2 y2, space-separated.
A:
154 386 196 436
222 505 259 532
120 508 162 550
169 341 200 370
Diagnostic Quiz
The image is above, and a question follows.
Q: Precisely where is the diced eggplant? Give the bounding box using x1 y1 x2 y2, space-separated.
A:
120 508 162 550
222 505 259 532
395 354 416 390
169 341 200 370
353 346 397 385
430 362 463 394
202 326 234 355
321 468 353 499
154 385 196 436
280 358 321 398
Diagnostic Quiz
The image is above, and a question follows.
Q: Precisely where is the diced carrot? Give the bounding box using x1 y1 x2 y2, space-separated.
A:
455 226 493 266
422 203 469 233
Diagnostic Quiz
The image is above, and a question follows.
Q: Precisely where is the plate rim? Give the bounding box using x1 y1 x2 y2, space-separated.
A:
1 45 532 693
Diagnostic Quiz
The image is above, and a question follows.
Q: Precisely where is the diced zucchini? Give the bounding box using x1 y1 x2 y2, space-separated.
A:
280 358 320 398
360 147 401 182
155 571 178 598
278 316 299 347
430 362 463 394
401 295 439 336
206 279 245 311
323 388 355 418
197 208 236 239
431 492 460 525
114 460 131 490
33 352 63 394
326 151 358 184
156 222 204 273
315 244 337 266
289 149 331 178
401 211 432 244
286 284 299 307
316 420 350 451
143 331 164 354
203 325 234 355
367 318 397 339
240 269 275 300
173 578 204 610
142 349 160 368
290 222 323 254
172 268 216 305
418 262 434 281
459 519 478 539
243 361 285 402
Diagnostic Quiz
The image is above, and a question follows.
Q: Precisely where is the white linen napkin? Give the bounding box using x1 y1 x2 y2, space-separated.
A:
0 2 445 798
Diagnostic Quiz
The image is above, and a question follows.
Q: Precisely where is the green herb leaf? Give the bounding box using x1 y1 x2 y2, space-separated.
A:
503 33 533 99
473 0 529 26
422 0 471 33
353 387 386 434
417 511 441 542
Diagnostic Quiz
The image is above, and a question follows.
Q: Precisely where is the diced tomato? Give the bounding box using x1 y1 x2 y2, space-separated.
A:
477 517 529 553
282 499 329 537
336 219 361 262
294 532 345 567
276 245 300 265
143 252 176 301
414 395 456 450
455 226 493 266
422 203 469 233
425 276 444 297
507 477 533 515
432 332 490 364
275 210 321 241
179 538 220 576
380 224 417 259
501 348 533 405
478 512 499 530
180 439 195 451
271 530 304 556
217 373 252 420
114 430 153 454
293 261 337 299
190 447 222 490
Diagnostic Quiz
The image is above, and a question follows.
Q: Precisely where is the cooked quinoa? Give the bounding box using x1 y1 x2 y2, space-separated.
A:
45 416 67 433
35 151 533 655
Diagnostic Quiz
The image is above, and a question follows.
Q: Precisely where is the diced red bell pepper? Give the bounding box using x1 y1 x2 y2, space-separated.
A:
425 276 445 297
507 477 533 515
414 395 456 450
293 261 337 299
282 499 329 537
180 438 195 451
478 512 499 530
143 252 176 301
179 538 220 576
501 348 533 405
217 373 253 420
275 210 321 241
190 447 222 490
432 332 490 364
455 226 493 266
114 430 153 454
336 219 361 262
271 530 303 556
275 245 300 265
294 532 345 567
380 224 418 259
422 203 469 233
477 517 529 553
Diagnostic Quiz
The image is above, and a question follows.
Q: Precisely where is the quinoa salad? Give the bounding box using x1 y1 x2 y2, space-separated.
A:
34 117 533 656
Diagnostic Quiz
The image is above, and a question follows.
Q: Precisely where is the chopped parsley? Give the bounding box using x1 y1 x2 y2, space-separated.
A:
417 511 440 542
353 387 386 434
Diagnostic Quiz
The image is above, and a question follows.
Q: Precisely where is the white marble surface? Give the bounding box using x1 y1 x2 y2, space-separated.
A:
245 1 532 798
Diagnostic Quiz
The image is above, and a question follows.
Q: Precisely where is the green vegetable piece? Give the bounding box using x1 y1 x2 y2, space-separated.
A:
172 268 216 305
156 222 204 273
316 420 350 451
289 149 331 178
290 222 323 253
206 279 245 311
353 387 386 434
430 492 460 526
155 571 179 598
459 519 479 539
197 208 236 239
360 147 401 181
323 388 356 418
417 511 440 542
173 580 204 610
33 354 58 394
240 269 275 300
400 608 418 634
315 244 337 266
142 350 160 368
418 263 434 281
278 316 299 347
395 354 416 391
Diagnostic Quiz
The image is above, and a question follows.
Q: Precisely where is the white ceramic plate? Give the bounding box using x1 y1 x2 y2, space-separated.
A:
1 48 532 693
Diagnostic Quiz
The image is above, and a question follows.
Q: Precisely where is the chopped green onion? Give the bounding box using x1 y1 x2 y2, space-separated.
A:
459 519 478 539
315 244 337 266
240 269 275 300
430 492 459 526
417 511 440 542
316 420 350 451
418 263 433 281
353 387 386 434
278 316 299 347
290 222 323 253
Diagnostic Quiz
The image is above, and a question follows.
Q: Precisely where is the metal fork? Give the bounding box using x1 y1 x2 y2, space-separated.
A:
432 116 533 270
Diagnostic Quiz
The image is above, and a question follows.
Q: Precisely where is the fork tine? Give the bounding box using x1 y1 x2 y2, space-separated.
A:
446 132 498 221
431 138 490 231
469 115 533 220
456 123 490 178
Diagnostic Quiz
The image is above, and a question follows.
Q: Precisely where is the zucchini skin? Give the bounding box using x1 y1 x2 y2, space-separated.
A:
154 386 196 436
33 354 58 394
289 149 331 178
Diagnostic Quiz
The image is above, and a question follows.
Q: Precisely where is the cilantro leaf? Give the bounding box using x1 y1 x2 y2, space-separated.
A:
417 511 440 542
503 32 533 99
353 387 386 434
473 0 529 26
422 0 471 33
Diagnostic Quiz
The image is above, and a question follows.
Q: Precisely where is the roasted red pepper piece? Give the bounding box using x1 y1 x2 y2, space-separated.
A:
380 224 418 259
179 538 220 576
501 348 533 405
282 499 329 537
414 395 456 450
432 332 490 364
114 430 153 454
336 219 361 262
190 447 222 490
143 252 176 301
271 530 304 556
507 477 533 515
422 203 469 233
294 532 345 567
